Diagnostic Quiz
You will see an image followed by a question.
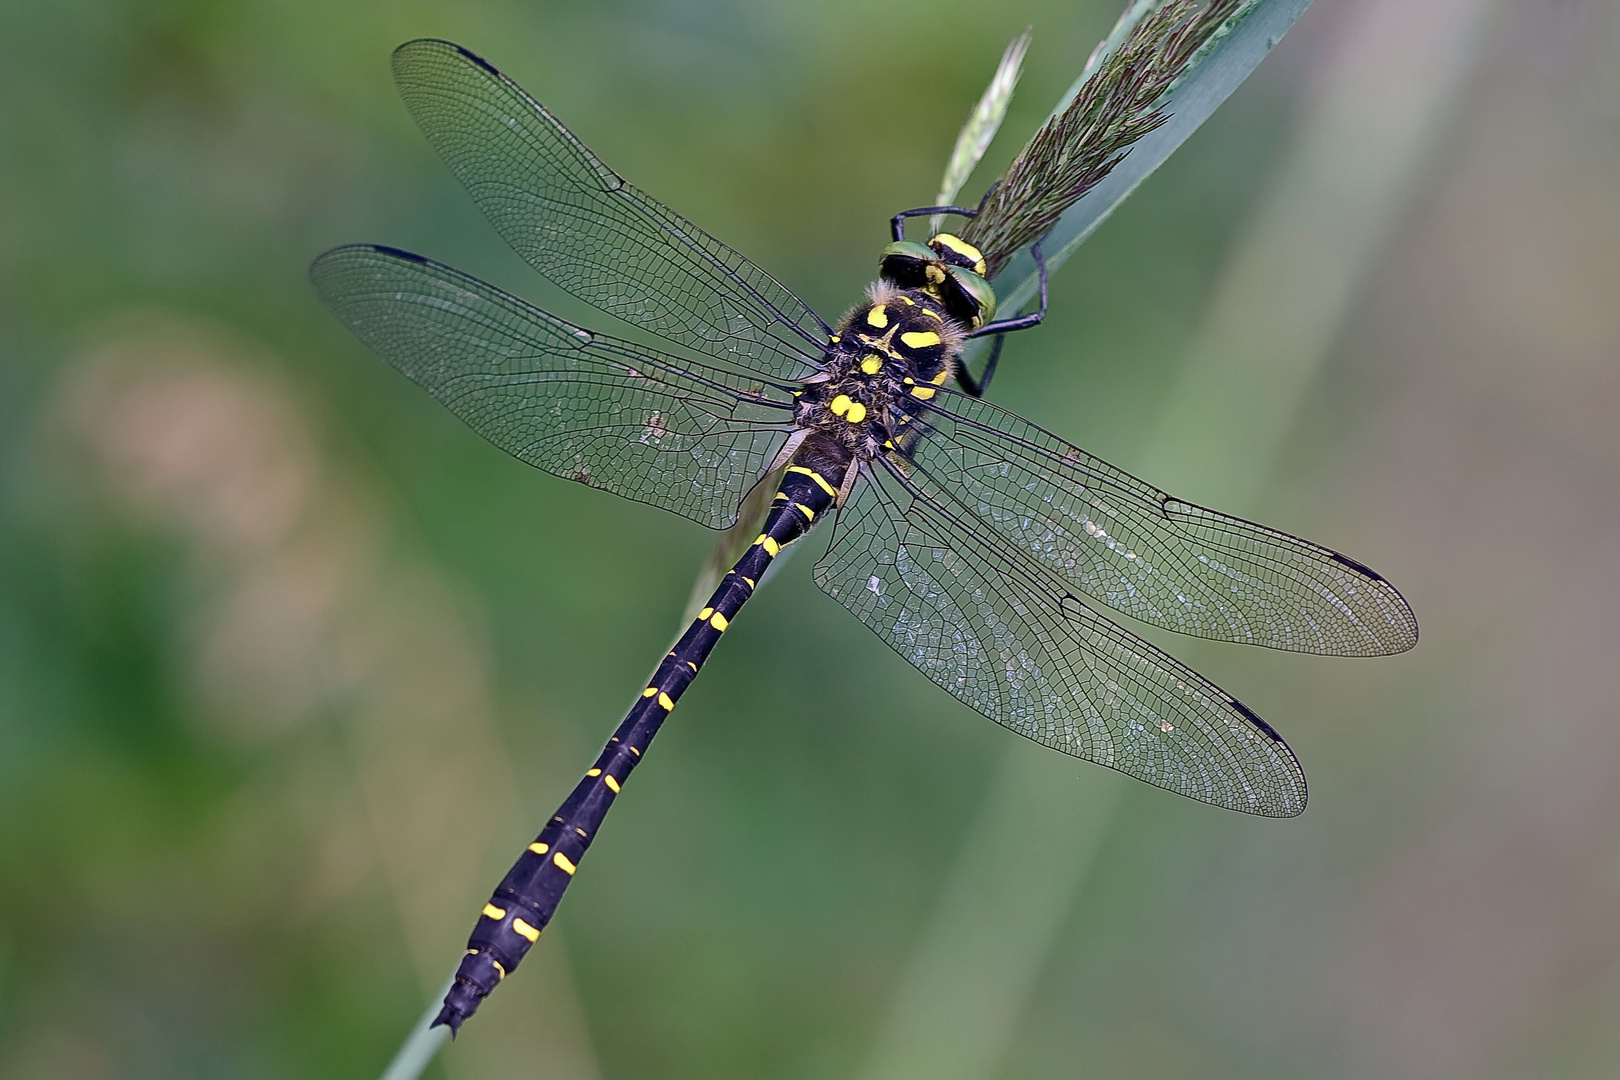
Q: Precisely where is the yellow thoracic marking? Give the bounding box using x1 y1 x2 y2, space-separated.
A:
658 691 675 711
899 295 915 305
843 401 868 424
491 959 507 979
861 356 883 375
932 233 987 274
787 466 837 497
829 393 851 416
921 306 943 321
512 917 540 943
866 305 888 328
529 842 549 855
911 386 938 400
586 768 601 777
604 775 621 793
642 687 657 698
756 534 781 557
932 368 950 384
697 607 714 620
553 852 577 875
901 330 942 349
483 903 507 921
710 611 729 631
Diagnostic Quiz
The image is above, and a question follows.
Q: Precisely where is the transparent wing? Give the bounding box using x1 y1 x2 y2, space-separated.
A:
902 390 1418 656
814 458 1307 817
310 244 794 530
391 38 829 383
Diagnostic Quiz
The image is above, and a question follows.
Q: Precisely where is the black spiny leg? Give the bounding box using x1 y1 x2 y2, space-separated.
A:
890 204 980 241
953 333 1005 398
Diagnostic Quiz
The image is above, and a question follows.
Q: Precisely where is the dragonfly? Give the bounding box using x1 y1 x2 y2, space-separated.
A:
311 38 1417 1034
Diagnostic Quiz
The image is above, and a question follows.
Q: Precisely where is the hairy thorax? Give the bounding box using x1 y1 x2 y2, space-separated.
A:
793 281 967 461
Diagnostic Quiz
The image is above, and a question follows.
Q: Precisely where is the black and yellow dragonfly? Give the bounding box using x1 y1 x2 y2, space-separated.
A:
311 39 1417 1034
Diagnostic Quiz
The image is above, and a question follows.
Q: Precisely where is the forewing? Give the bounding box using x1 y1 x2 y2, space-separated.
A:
905 391 1418 656
391 38 828 383
814 460 1307 817
310 244 793 530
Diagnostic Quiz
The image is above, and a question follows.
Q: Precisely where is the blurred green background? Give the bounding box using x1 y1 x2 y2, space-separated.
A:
5 0 1620 1078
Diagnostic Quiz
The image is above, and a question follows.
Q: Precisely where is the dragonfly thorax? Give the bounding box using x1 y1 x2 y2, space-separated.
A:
796 282 963 458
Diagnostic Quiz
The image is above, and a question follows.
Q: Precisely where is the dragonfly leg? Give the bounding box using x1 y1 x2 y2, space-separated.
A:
890 204 980 241
953 333 1006 398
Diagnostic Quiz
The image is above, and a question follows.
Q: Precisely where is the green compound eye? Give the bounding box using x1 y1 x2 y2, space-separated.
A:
878 240 937 288
879 241 998 328
945 265 997 327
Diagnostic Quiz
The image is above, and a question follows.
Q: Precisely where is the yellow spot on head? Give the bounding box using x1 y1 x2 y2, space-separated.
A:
829 393 851 416
529 842 549 855
512 917 540 943
844 401 868 424
642 687 657 698
860 356 883 375
925 264 946 285
787 466 837 497
553 852 577 875
604 775 620 793
658 691 675 711
931 233 988 275
586 768 601 777
482 903 507 921
911 386 937 400
710 611 729 631
901 330 942 349
866 305 889 328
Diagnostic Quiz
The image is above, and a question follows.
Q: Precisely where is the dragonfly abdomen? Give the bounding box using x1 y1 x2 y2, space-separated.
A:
434 439 852 1033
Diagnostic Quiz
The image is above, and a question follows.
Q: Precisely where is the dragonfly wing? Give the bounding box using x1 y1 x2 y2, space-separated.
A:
814 459 1307 817
905 391 1418 656
391 38 829 383
310 244 794 530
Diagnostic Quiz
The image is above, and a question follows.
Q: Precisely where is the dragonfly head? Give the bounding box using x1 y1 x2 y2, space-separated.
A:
878 235 998 330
